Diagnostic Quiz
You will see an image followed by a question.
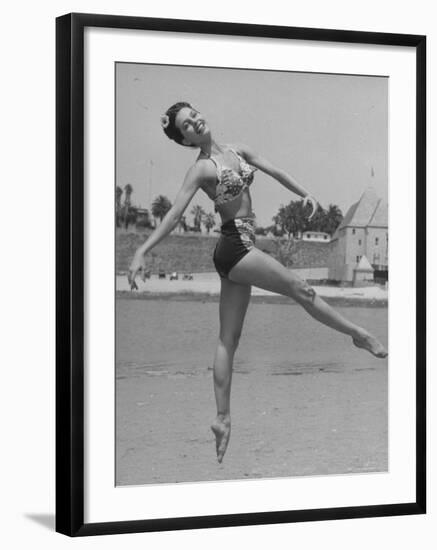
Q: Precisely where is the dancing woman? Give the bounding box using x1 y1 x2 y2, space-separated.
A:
128 101 387 463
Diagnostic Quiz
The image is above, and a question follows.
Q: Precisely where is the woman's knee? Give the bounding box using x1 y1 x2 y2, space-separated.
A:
287 277 316 305
218 329 242 352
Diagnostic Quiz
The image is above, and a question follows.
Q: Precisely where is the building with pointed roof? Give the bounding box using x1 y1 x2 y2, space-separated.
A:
328 188 388 283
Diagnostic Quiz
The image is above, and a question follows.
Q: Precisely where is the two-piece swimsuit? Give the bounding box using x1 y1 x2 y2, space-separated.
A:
206 147 257 279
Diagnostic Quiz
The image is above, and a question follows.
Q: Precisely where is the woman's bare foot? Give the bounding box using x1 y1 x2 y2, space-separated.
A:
211 414 231 463
353 330 388 358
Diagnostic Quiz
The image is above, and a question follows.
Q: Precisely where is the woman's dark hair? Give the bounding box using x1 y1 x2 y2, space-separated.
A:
161 101 197 147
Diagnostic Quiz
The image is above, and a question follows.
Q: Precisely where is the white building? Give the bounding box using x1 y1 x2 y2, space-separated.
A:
328 187 388 283
299 231 331 243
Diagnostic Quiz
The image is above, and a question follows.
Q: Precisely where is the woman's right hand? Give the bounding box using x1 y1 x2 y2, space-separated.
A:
303 195 318 221
127 250 147 290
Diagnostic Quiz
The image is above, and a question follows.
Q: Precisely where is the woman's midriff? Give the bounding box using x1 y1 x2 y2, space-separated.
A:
216 188 253 224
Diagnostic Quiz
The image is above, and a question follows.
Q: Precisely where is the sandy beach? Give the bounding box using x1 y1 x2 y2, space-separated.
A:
116 298 388 486
117 362 388 486
116 272 388 305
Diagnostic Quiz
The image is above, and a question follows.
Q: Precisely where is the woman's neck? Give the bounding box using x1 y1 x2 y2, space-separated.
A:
199 139 225 158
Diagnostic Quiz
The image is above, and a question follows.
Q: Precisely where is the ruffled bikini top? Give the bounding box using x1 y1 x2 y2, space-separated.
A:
208 147 257 210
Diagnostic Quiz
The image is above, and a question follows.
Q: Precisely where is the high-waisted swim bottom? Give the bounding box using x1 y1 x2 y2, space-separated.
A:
213 216 256 279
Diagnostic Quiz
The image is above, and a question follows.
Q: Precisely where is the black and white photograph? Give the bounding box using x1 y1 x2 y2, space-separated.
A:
115 62 389 486
53 10 426 538
2 0 433 545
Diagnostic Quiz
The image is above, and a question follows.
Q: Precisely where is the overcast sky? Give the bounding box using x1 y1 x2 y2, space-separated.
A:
116 63 388 227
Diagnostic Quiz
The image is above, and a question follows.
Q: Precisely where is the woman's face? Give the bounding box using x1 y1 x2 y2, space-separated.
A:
175 107 211 147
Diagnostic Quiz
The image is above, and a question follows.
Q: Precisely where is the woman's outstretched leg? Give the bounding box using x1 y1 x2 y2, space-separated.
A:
229 248 387 358
211 278 251 463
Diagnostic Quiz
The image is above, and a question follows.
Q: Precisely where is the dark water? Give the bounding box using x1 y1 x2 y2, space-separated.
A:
116 299 388 378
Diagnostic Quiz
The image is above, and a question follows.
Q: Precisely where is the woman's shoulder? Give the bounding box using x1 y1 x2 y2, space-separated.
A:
191 154 217 181
226 143 252 159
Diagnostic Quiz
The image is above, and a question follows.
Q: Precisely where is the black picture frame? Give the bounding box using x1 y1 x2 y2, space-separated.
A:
56 12 426 537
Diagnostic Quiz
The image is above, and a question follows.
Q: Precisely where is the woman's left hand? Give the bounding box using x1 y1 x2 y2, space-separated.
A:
303 195 318 221
127 250 147 290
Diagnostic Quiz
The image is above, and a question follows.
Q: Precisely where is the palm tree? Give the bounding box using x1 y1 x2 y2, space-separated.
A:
124 184 133 206
203 212 216 234
273 200 307 240
191 204 206 232
123 184 133 229
324 204 343 235
179 215 188 233
115 186 123 227
152 195 172 223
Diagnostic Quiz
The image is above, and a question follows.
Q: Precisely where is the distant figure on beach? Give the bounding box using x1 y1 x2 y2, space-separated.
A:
128 101 388 464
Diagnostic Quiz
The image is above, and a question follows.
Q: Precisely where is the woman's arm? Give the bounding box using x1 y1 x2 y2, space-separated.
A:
128 161 210 286
237 142 310 197
236 143 318 216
